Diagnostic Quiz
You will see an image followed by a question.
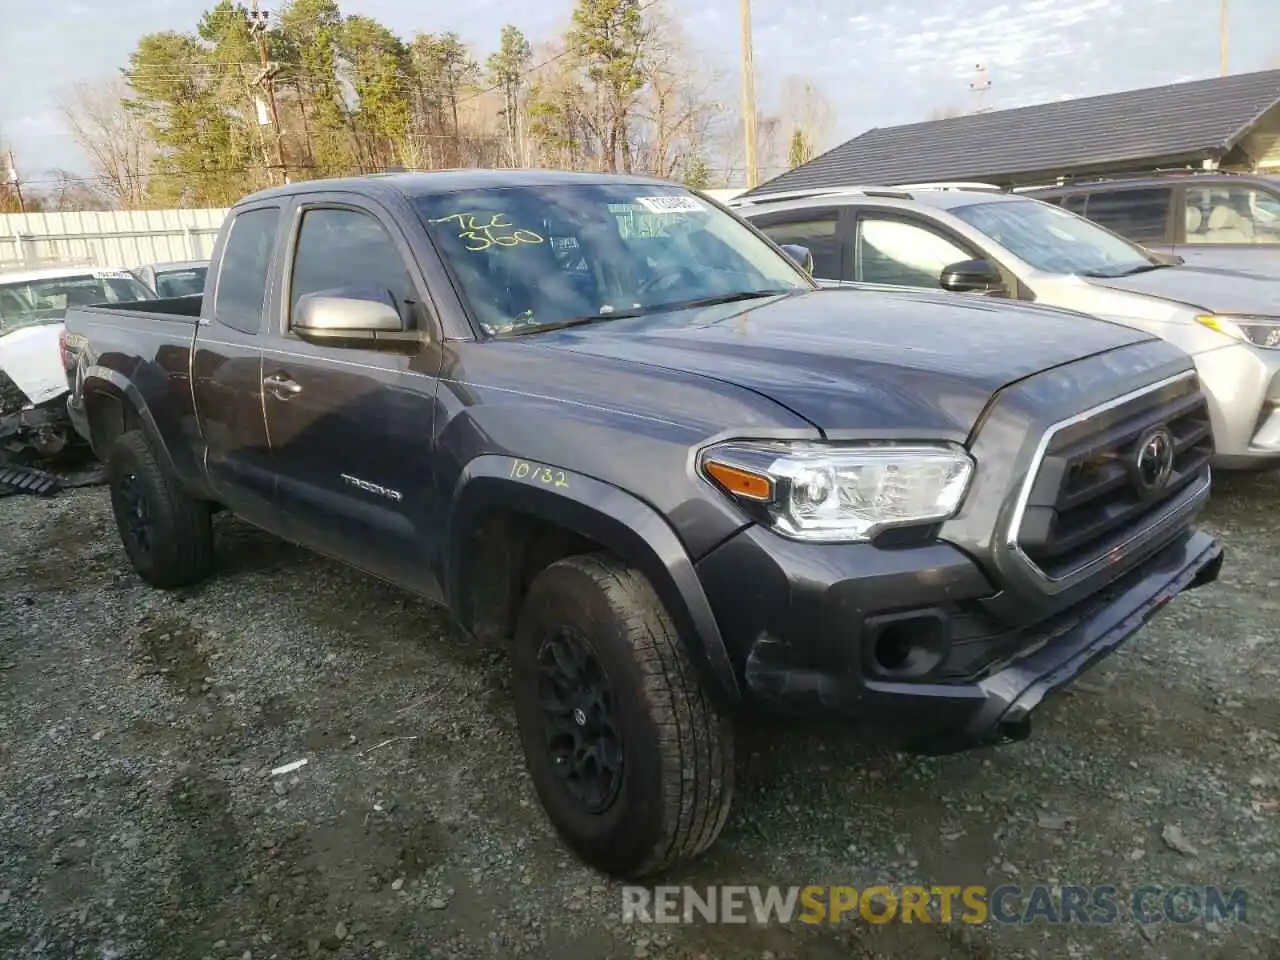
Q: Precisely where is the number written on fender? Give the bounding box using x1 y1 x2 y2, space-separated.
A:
510 459 569 488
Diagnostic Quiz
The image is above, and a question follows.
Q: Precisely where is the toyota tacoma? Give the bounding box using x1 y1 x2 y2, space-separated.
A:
62 170 1225 878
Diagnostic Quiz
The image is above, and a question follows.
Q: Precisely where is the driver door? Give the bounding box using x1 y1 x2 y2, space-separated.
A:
852 212 1013 295
262 196 447 598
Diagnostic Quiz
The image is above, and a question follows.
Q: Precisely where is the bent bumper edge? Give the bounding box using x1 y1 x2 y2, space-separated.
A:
741 530 1225 755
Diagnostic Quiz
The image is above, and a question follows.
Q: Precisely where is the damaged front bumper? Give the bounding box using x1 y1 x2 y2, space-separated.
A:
695 523 1225 754
1 374 77 459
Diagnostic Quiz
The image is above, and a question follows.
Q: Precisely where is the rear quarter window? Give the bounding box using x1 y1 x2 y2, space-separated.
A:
214 208 281 335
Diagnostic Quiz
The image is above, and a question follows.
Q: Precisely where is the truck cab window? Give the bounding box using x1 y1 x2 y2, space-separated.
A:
214 208 280 335
289 208 416 326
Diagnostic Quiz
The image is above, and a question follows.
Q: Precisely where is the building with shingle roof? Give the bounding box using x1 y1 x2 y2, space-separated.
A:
740 69 1280 197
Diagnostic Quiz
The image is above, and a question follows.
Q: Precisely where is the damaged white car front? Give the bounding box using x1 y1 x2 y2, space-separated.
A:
0 267 155 460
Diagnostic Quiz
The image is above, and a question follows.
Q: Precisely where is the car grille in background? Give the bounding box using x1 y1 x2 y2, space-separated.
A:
1014 376 1213 581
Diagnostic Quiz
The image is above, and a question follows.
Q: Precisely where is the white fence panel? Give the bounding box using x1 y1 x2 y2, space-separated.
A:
0 208 230 270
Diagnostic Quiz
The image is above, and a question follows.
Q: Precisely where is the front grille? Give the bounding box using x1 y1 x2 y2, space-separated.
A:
1014 375 1213 581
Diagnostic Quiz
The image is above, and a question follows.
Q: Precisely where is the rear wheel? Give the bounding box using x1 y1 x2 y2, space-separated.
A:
512 553 735 878
107 429 214 588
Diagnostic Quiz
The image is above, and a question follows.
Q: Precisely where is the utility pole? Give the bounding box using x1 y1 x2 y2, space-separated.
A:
1220 0 1229 76
244 1 287 184
739 0 759 188
5 150 24 214
968 63 992 114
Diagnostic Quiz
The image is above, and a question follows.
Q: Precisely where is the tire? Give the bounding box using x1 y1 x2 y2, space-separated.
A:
107 429 214 589
511 553 735 878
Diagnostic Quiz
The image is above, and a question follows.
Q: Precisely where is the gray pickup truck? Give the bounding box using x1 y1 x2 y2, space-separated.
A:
63 170 1224 878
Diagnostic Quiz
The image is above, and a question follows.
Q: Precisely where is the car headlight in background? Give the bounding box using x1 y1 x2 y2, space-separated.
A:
699 441 974 542
1195 314 1280 349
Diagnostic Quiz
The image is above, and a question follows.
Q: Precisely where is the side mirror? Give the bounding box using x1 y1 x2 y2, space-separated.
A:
938 258 1005 294
1149 251 1185 266
293 289 414 349
780 243 815 275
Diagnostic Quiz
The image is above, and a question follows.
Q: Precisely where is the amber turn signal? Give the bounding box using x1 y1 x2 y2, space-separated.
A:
703 460 774 501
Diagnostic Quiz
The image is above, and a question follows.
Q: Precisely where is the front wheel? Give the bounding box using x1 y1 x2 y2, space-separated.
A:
511 553 735 878
107 429 214 589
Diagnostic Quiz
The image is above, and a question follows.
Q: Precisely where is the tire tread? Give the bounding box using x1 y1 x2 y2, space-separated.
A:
109 430 214 589
558 554 735 876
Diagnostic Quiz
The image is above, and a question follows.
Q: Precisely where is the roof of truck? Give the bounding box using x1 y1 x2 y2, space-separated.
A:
237 169 679 207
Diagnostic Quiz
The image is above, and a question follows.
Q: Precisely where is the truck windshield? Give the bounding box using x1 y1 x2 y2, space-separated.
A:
951 198 1161 278
0 271 156 334
414 183 813 335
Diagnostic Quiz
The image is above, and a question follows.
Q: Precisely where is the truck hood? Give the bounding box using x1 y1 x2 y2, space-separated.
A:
1084 264 1280 315
0 321 67 405
527 289 1153 437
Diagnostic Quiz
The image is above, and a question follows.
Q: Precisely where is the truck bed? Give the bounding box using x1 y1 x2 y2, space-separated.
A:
73 294 204 323
62 295 204 467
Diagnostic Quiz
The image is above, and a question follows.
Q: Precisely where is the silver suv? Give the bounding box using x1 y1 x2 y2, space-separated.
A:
1024 172 1280 278
732 185 1280 470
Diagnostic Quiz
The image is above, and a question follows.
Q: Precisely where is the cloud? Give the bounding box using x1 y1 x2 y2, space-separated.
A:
1 0 1269 177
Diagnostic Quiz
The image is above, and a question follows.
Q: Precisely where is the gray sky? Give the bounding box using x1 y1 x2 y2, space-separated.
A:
2 0 1276 186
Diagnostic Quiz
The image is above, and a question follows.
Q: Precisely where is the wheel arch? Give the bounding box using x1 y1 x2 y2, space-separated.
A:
82 366 178 477
446 455 742 704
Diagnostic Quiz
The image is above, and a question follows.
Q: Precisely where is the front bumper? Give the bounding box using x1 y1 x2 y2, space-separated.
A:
1192 341 1280 468
695 525 1224 754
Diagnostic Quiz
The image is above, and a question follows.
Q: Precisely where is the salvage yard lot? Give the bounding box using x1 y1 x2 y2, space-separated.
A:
1 479 1278 960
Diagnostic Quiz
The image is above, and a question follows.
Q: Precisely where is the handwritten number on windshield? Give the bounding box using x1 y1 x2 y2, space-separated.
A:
429 212 545 252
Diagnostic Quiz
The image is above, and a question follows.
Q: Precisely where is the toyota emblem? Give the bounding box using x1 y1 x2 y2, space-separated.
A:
1133 427 1175 495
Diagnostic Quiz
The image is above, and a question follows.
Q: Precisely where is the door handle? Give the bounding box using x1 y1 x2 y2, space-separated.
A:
263 373 302 399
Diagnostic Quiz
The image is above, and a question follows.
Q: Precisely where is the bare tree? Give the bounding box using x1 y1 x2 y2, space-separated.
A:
631 9 726 180
44 170 109 211
777 75 833 164
59 77 154 209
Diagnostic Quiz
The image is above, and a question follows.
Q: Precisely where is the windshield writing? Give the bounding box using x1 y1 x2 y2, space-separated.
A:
951 199 1157 276
415 183 811 335
428 212 546 252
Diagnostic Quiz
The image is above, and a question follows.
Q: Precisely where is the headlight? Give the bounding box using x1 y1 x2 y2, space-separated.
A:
1195 314 1280 349
699 440 974 543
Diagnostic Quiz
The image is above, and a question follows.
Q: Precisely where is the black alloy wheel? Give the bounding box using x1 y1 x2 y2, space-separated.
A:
536 626 624 814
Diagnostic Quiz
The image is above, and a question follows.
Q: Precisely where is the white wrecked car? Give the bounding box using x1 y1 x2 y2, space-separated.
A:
0 265 156 459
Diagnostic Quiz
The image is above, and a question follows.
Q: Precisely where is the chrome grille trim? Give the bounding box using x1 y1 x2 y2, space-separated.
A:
1005 369 1207 594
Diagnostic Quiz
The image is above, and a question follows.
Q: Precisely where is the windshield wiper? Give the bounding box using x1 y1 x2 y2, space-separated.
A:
495 289 797 337
497 313 637 337
1082 262 1173 278
650 288 798 312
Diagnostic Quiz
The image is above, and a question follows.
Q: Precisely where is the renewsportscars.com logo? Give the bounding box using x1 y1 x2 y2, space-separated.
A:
621 884 1249 927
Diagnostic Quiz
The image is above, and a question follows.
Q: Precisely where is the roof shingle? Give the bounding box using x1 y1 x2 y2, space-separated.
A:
743 68 1280 196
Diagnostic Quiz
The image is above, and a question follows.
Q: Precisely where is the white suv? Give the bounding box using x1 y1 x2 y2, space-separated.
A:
732 185 1280 470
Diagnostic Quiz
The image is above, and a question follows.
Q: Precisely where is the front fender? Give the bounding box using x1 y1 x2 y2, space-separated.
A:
446 454 742 704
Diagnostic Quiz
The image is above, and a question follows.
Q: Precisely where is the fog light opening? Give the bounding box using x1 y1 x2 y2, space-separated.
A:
866 612 949 679
874 625 915 671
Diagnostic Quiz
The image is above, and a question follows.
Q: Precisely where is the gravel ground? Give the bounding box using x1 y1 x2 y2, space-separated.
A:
1 476 1278 960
